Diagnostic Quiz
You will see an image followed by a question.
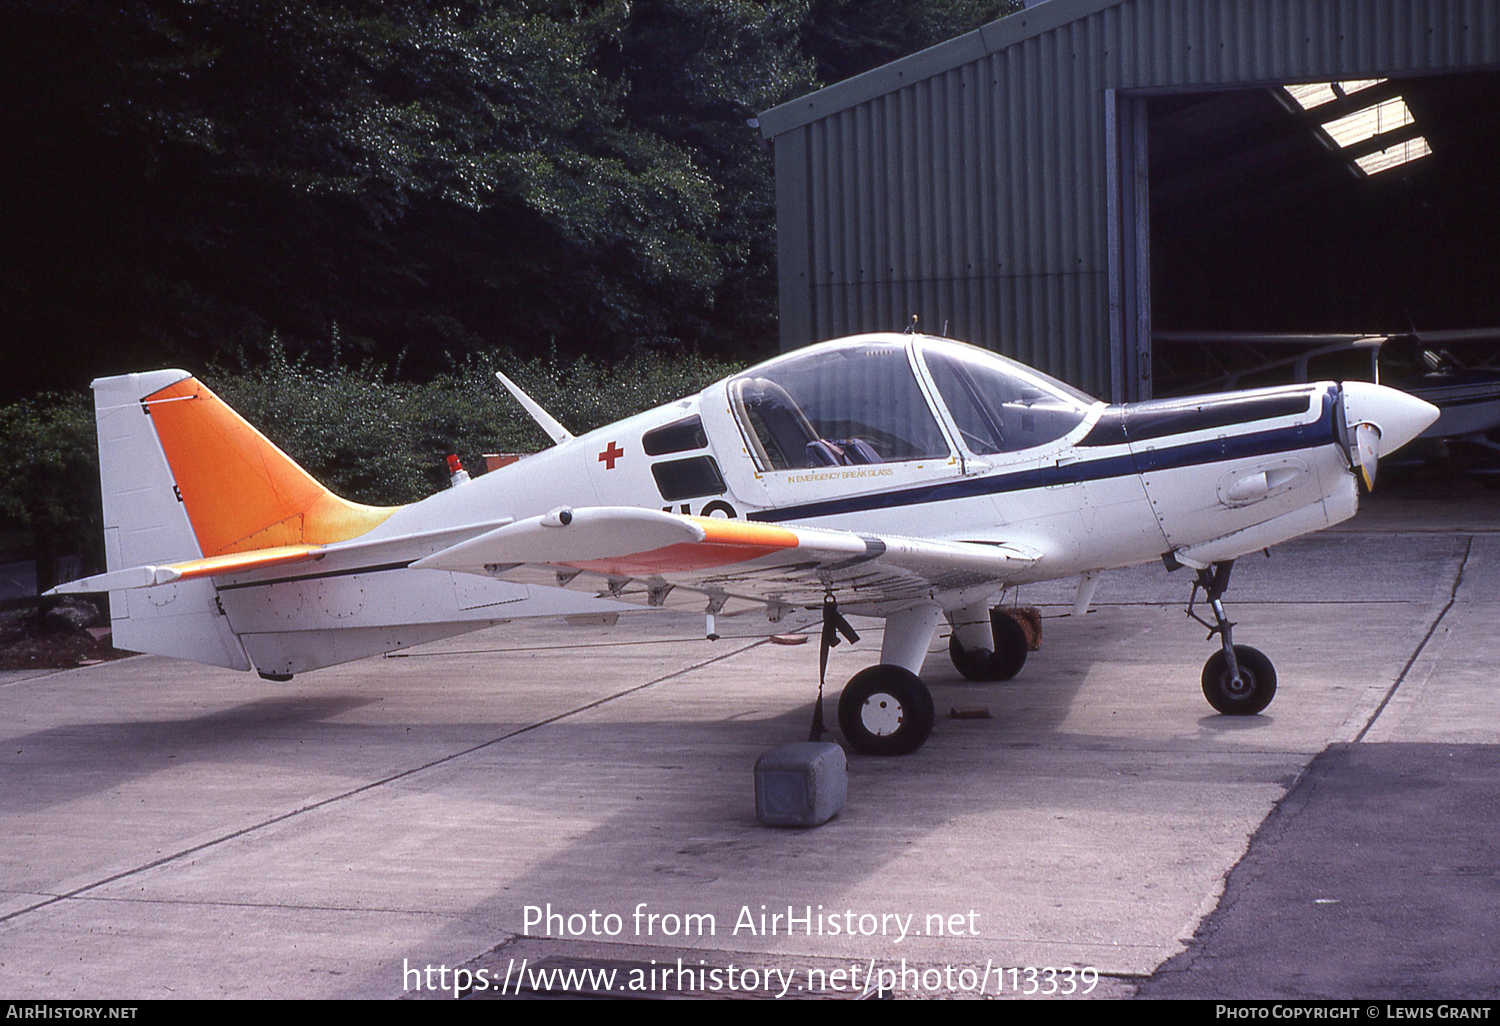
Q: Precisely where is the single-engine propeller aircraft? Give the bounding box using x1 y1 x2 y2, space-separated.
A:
51 333 1438 755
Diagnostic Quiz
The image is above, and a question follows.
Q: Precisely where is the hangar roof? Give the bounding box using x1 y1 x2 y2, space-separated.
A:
759 0 1124 136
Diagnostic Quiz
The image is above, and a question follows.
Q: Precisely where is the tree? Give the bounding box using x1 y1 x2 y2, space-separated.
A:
607 0 815 351
0 395 101 592
0 0 1021 406
800 0 1020 85
0 1 750 397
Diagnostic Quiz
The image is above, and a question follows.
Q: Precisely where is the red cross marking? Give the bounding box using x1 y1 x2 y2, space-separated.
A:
598 441 624 470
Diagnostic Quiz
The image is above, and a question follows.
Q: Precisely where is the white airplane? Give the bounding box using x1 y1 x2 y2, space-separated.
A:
51 333 1437 756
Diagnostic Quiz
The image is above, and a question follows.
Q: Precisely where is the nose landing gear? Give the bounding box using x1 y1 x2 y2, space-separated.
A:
1188 560 1277 715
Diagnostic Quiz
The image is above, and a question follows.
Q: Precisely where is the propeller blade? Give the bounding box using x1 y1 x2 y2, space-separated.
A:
1354 421 1381 490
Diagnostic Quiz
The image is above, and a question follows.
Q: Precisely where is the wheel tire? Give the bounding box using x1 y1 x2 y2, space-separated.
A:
837 665 935 756
1201 645 1277 715
947 610 1029 682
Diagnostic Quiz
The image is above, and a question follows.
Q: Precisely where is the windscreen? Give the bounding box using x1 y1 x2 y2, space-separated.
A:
919 340 1095 455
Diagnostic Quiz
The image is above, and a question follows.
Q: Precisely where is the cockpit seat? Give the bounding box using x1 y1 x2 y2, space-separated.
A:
805 437 883 467
730 377 819 469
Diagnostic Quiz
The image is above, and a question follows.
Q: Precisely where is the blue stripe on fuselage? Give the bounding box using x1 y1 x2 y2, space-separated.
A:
748 392 1339 524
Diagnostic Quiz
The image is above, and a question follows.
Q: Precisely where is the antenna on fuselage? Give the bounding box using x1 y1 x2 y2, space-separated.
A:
493 371 573 445
903 314 919 334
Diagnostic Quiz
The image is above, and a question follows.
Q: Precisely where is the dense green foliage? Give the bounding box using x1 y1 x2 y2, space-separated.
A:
2 0 1018 401
802 0 1015 84
0 0 1022 587
0 395 102 589
3 0 762 390
213 345 743 504
0 348 740 586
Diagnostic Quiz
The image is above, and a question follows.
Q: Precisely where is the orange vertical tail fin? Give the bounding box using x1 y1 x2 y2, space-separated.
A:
142 377 399 557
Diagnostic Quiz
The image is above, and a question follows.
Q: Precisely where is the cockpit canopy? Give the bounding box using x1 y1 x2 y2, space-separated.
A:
728 335 1097 471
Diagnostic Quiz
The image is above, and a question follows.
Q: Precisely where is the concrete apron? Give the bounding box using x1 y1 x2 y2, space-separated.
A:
0 499 1496 999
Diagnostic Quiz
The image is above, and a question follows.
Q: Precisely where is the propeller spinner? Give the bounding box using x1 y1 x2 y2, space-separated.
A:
1338 381 1440 490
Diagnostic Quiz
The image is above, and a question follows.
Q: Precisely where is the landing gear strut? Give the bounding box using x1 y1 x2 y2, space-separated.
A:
809 595 859 743
1187 560 1277 715
815 599 939 756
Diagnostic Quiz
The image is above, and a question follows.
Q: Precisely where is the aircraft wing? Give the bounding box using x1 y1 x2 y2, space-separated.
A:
411 506 1043 615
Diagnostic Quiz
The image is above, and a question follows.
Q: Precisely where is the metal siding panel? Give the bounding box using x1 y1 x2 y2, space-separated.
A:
878 93 896 332
1210 0 1228 81
779 0 1499 383
1103 4 1121 85
891 86 908 309
1073 38 1099 391
1027 35 1046 361
860 100 877 330
1316 0 1335 70
984 53 1002 342
830 111 846 334
873 95 893 333
1341 0 1364 67
960 62 979 341
1057 23 1077 376
1064 23 1084 386
862 93 877 309
1039 35 1058 361
817 115 835 336
945 69 961 337
956 65 976 338
1293 0 1310 79
844 115 862 338
1483 0 1499 64
986 54 1005 349
807 119 823 340
839 108 857 333
1373 0 1391 70
775 128 812 351
937 71 956 327
912 80 929 291
1105 85 1123 402
812 117 834 339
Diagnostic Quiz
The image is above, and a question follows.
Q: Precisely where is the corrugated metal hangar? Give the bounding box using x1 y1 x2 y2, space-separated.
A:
757 0 1500 402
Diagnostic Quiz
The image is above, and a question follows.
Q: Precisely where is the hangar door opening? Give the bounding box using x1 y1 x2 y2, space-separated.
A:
1143 71 1500 405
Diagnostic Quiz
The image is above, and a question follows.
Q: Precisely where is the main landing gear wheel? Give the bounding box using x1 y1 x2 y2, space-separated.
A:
1201 645 1277 715
837 665 935 756
948 609 1028 682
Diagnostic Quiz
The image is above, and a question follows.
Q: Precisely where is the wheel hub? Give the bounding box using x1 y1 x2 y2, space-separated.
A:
859 693 905 736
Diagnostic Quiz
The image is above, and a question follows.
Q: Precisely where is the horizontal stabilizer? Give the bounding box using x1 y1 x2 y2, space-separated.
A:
47 545 323 595
48 565 185 594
